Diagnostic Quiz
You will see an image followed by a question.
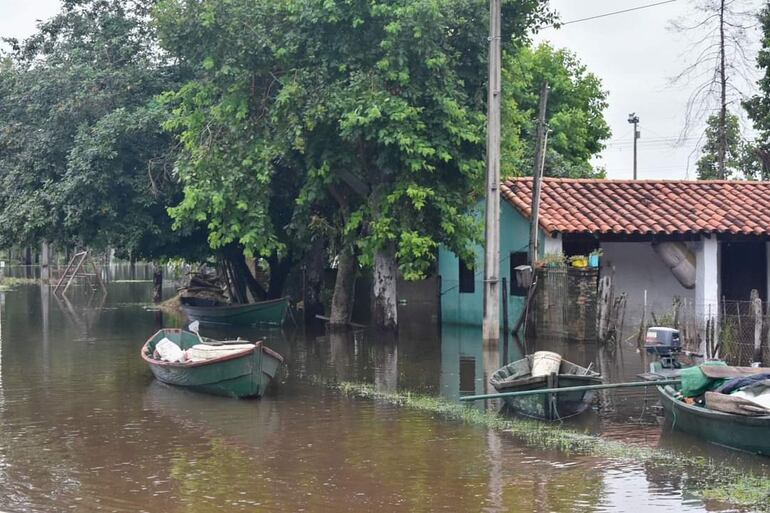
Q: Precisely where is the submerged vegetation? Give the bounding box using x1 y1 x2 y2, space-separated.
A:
0 276 38 290
334 381 770 511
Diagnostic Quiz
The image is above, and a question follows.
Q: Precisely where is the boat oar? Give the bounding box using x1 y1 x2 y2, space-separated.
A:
188 321 205 345
459 379 682 402
187 321 253 347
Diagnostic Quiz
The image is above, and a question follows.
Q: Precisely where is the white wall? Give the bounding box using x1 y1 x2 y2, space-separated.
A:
601 242 695 317
542 233 562 256
694 237 719 321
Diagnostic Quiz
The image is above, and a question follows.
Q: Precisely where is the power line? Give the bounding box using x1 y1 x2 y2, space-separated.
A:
555 0 679 27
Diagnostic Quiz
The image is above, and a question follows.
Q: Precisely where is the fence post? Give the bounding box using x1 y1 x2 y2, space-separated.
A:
752 289 763 364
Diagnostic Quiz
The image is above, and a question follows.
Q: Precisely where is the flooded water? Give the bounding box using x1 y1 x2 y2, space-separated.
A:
0 278 768 512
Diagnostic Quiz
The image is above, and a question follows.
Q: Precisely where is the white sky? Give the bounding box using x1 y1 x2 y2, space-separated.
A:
537 0 764 180
1 0 766 181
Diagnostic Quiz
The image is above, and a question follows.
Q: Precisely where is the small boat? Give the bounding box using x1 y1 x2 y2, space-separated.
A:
650 362 770 456
489 354 602 420
141 328 284 398
180 296 289 326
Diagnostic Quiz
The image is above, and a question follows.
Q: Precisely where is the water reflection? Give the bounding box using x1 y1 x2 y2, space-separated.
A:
0 284 767 512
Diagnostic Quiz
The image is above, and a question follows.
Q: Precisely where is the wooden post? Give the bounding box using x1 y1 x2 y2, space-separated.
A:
528 82 550 266
40 242 50 283
482 0 502 343
637 289 648 348
597 275 611 341
153 262 163 303
752 289 763 364
502 277 509 363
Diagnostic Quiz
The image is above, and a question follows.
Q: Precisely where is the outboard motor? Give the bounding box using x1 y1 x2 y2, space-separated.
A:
644 327 682 368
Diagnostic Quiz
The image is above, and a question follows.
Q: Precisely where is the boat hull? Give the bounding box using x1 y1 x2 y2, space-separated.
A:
490 356 602 420
180 297 289 326
657 385 770 456
142 329 284 398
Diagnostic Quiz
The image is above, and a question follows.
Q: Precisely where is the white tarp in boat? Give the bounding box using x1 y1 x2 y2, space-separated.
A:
155 338 186 363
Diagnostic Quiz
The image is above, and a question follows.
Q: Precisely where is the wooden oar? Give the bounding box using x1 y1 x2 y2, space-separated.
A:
459 379 682 402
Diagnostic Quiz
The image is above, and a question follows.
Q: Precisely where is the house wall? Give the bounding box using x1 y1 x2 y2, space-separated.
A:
601 242 696 316
439 201 539 326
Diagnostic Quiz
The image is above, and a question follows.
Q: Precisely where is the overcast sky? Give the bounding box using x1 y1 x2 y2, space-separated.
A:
1 0 766 181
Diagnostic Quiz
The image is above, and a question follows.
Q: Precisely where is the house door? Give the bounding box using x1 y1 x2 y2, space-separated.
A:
720 240 767 302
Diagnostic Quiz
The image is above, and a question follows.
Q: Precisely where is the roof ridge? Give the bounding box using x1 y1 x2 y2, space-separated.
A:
499 176 770 236
502 177 770 185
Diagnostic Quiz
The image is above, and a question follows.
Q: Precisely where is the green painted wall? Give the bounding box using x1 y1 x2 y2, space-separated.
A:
438 201 550 327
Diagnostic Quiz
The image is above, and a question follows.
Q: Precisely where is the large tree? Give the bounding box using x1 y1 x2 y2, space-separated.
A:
0 0 204 262
155 0 553 328
501 43 610 178
669 0 757 178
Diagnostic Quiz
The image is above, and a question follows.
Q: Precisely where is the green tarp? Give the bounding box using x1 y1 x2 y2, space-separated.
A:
680 361 728 397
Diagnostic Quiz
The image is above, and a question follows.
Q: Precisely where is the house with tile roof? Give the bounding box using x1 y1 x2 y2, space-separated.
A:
438 178 770 332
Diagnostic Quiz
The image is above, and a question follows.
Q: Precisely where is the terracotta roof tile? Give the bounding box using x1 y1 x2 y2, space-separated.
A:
500 178 770 236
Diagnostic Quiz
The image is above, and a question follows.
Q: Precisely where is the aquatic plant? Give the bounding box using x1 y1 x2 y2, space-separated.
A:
0 277 38 290
332 381 770 511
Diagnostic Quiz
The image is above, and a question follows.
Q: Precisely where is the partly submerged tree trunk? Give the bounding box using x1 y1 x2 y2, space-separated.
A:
372 241 398 330
152 262 163 303
329 245 357 327
266 253 293 300
221 245 267 303
303 236 326 324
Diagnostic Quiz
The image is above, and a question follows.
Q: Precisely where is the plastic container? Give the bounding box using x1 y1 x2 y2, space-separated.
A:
531 351 562 377
589 254 599 268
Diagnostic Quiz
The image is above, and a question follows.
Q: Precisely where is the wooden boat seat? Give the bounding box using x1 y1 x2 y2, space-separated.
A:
188 343 255 362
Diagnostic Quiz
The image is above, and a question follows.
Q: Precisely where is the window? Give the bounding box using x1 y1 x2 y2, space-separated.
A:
459 259 475 293
509 251 529 296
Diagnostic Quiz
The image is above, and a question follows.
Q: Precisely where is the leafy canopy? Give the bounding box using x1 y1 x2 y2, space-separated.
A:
155 0 554 278
502 43 610 179
0 0 204 259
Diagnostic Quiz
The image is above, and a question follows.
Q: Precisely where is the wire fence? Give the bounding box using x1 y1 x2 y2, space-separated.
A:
636 297 770 367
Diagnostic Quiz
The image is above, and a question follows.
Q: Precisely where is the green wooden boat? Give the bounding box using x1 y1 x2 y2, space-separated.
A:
180 296 289 326
655 370 770 456
490 355 602 420
141 329 284 398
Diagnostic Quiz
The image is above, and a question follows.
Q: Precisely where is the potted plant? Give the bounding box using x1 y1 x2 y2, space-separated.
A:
539 251 566 268
589 248 603 268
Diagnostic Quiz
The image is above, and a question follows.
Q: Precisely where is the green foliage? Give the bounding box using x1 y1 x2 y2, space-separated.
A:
155 0 554 279
744 3 770 180
696 112 746 180
502 43 611 179
0 0 205 261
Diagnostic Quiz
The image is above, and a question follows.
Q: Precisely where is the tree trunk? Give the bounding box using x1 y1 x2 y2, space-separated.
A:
24 246 32 279
329 245 357 326
152 262 163 303
718 0 727 179
372 242 398 330
303 236 326 324
222 245 267 302
266 254 292 300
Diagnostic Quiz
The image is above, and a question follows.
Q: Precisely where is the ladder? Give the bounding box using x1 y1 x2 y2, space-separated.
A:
53 251 107 295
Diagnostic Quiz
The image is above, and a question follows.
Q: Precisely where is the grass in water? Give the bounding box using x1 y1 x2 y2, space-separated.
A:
0 276 38 289
333 381 770 510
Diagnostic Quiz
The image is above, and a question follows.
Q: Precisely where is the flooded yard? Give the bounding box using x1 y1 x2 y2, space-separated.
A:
0 279 768 512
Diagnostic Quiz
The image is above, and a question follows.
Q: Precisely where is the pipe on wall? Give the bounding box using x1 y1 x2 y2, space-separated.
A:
652 241 696 289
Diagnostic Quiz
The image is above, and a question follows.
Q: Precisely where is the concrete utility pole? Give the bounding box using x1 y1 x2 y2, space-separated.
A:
628 113 640 179
482 0 502 344
529 82 550 266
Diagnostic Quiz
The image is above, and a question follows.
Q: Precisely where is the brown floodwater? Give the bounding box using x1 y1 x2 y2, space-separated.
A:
0 276 768 512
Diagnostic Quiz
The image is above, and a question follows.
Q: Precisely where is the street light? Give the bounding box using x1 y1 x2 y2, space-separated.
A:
628 113 640 179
